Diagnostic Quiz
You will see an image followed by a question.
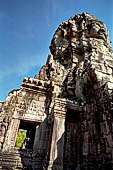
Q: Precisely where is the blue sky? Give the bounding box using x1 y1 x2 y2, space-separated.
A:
0 0 113 101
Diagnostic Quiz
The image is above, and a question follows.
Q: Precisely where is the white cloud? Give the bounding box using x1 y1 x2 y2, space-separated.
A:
0 55 47 80
17 55 46 75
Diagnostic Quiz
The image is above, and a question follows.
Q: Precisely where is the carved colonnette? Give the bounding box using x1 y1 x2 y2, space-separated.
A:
47 98 67 170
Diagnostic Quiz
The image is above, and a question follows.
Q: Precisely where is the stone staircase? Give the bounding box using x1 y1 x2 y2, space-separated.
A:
0 149 33 170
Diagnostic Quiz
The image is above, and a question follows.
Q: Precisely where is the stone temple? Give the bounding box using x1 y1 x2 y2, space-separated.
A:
0 13 113 170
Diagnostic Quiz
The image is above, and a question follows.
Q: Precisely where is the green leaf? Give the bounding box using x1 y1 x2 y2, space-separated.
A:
15 130 26 148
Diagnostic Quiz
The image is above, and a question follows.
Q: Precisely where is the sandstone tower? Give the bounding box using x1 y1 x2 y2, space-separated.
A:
0 13 113 170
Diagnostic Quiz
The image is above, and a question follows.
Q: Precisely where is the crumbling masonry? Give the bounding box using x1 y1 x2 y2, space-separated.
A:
0 13 113 170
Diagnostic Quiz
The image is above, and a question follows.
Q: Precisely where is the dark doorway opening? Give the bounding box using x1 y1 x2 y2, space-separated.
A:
15 120 36 150
66 109 81 123
63 109 81 170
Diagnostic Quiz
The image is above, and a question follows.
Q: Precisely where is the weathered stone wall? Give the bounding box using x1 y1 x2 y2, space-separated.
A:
1 88 47 150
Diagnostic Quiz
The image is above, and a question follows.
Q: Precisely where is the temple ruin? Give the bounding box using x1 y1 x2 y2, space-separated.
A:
0 13 113 170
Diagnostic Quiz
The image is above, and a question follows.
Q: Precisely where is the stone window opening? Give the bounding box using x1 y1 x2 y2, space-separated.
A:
15 120 36 150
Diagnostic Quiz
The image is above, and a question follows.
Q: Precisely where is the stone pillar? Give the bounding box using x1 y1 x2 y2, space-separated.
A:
33 124 40 151
0 115 9 150
48 98 67 170
32 118 50 170
3 118 20 151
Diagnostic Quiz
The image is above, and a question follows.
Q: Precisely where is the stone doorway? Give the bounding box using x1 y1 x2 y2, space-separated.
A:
15 120 36 150
63 109 81 170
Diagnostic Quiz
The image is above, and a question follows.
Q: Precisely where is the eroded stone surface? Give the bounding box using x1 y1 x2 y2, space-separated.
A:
0 13 113 170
